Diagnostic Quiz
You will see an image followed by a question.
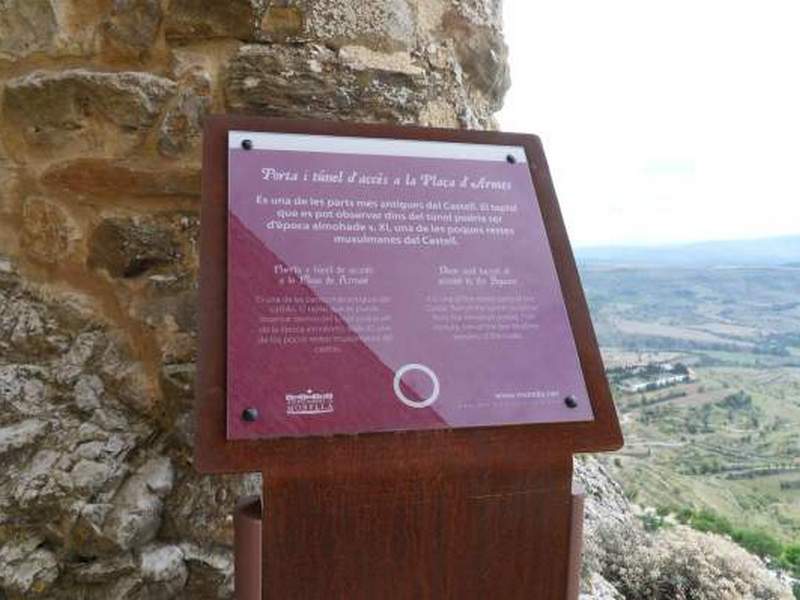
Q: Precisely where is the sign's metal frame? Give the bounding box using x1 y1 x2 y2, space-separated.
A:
196 115 623 474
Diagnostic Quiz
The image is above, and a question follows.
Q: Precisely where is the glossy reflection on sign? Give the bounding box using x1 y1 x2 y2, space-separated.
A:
226 132 594 439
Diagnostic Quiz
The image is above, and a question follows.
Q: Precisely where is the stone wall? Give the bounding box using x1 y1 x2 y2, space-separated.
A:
0 1 508 598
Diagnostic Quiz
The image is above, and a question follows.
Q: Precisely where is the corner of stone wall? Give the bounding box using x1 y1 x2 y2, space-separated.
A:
0 1 508 597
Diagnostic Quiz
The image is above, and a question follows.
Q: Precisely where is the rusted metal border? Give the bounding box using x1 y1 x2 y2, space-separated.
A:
196 115 623 475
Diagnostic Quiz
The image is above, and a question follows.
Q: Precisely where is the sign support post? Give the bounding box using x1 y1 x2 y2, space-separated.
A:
196 116 622 599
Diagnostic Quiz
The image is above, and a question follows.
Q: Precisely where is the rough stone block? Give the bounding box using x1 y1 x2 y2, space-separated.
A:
100 0 163 59
442 8 510 105
102 457 175 551
139 544 189 598
224 43 429 123
163 471 261 547
87 217 177 279
0 0 58 61
20 197 80 266
0 151 20 216
41 159 200 198
301 0 416 51
158 69 212 159
259 5 305 41
0 536 59 597
165 0 263 42
2 70 176 160
0 418 48 454
180 543 234 599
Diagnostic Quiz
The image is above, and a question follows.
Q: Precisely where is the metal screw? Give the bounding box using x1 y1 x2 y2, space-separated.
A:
564 395 578 409
242 407 259 422
506 154 516 164
241 139 253 150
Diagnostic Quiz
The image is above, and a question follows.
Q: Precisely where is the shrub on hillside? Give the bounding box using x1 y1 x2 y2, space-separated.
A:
676 507 785 560
781 544 800 577
593 523 792 599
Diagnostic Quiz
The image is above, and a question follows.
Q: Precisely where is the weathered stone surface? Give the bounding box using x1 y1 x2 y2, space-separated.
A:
88 217 178 279
224 35 503 128
0 149 20 216
41 159 200 198
451 0 504 29
74 374 104 412
0 365 50 419
442 9 510 105
575 456 635 532
165 0 263 42
131 284 198 334
139 544 189 598
156 330 198 449
160 363 195 404
103 457 175 551
225 43 429 122
444 11 511 109
163 471 261 547
0 0 58 61
71 553 137 585
2 70 176 160
0 271 80 360
20 197 79 265
575 456 639 593
158 362 196 446
0 267 159 573
100 0 163 59
180 543 234 599
54 331 106 386
157 330 197 366
339 45 424 76
300 0 416 51
259 5 305 42
158 68 212 158
0 418 48 454
0 535 59 597
85 212 200 429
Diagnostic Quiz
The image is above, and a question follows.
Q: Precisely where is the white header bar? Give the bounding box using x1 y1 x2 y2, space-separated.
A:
228 130 528 164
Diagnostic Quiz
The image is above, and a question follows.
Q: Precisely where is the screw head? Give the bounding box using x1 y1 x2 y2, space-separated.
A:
242 407 259 422
506 154 516 164
564 395 578 409
241 139 253 150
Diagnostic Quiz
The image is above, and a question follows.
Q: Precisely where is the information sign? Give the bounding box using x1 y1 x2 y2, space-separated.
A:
227 131 594 439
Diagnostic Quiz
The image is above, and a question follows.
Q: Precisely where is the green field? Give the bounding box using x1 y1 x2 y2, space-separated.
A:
582 265 800 545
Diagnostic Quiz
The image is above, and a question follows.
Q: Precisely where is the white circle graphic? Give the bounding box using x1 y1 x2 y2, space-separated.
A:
393 363 440 409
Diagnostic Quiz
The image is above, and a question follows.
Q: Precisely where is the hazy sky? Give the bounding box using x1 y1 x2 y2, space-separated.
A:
499 1 800 247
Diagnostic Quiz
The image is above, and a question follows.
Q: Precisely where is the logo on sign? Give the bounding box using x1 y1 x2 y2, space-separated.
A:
393 363 440 409
286 389 334 415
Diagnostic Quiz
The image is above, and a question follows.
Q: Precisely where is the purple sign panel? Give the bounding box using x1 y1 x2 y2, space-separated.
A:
227 131 593 439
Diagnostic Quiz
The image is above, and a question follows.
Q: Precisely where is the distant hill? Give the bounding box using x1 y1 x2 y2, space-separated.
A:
575 235 800 267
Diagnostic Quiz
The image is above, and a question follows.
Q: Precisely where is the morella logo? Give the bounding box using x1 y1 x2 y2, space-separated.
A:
286 389 334 415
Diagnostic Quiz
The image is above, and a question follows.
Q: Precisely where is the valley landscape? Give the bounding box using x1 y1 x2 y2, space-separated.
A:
578 236 800 567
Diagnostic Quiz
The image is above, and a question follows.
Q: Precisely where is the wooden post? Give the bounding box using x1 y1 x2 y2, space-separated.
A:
235 474 588 599
261 454 573 598
567 485 586 600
